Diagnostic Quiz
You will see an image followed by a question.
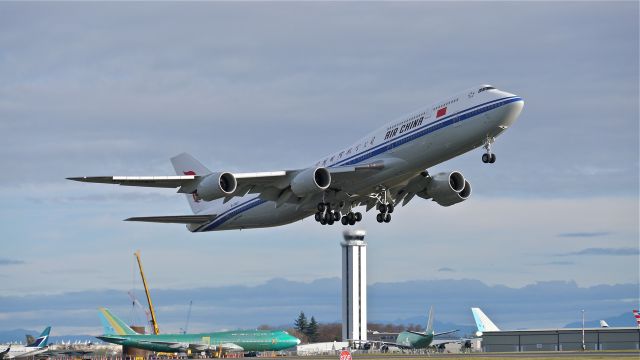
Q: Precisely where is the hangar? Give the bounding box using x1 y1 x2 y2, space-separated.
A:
480 327 640 352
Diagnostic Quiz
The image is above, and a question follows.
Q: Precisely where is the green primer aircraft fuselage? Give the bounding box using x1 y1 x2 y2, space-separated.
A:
98 330 299 353
395 331 435 349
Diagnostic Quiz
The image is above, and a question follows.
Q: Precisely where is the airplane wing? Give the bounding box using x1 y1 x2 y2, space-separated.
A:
66 175 199 188
125 215 216 224
68 156 386 207
136 340 243 353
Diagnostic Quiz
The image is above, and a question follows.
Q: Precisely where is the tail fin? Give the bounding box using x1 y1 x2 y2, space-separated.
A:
426 306 434 334
471 308 500 335
599 320 609 328
170 153 212 214
25 334 35 346
98 308 138 335
27 326 50 348
633 309 640 327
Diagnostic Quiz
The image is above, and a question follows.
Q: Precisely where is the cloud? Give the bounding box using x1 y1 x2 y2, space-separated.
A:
0 258 24 266
437 267 455 272
557 247 639 257
557 232 611 238
538 261 574 266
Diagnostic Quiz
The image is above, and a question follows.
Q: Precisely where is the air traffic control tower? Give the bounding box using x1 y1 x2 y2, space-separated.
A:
341 230 367 343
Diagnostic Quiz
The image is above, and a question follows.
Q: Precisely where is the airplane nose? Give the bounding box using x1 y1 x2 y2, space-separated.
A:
500 98 524 128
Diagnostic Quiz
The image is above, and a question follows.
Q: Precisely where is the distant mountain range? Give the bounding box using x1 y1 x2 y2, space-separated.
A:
0 277 637 336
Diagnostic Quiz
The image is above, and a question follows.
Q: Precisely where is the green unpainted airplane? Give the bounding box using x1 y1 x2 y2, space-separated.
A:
96 308 300 355
366 307 458 350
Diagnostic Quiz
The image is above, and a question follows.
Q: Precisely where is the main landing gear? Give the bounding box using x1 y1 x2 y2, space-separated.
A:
375 202 393 223
314 202 362 226
482 136 496 164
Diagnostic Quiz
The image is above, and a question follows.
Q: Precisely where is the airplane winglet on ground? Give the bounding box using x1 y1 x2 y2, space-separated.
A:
471 307 500 336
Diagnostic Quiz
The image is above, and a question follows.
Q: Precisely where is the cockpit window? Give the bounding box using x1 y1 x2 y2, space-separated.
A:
478 86 495 93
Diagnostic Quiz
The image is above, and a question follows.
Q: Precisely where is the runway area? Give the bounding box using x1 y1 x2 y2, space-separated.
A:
251 351 640 360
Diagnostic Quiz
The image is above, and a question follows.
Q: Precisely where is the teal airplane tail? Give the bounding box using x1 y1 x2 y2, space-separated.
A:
98 308 138 335
27 326 51 348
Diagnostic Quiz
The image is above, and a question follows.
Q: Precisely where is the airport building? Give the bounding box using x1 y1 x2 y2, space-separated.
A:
341 230 367 343
480 327 640 352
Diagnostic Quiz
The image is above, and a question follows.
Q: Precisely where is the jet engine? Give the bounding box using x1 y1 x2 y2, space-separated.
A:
419 171 472 206
290 167 331 197
195 172 237 201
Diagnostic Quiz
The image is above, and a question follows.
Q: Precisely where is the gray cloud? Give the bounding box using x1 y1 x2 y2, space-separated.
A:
437 267 455 272
558 247 639 257
557 232 611 238
0 258 24 266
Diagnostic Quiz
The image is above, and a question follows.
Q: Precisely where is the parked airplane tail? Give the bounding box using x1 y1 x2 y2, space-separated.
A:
633 309 640 327
27 326 51 348
471 308 500 336
170 153 213 214
98 308 138 336
426 306 434 334
599 320 609 328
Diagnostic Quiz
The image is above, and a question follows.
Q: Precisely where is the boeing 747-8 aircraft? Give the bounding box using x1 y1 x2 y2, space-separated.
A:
69 84 524 231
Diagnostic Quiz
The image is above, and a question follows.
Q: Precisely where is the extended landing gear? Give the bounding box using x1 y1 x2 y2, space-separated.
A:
341 211 362 226
315 202 362 226
482 136 496 164
375 202 393 223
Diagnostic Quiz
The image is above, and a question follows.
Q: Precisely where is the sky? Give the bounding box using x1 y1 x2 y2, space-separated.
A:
0 2 638 334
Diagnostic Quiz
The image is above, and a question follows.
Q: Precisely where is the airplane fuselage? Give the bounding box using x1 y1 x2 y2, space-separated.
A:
97 330 299 353
190 85 524 231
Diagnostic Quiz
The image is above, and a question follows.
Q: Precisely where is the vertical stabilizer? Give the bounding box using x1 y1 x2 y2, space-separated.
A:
170 153 212 214
633 309 640 327
471 308 500 335
27 326 50 348
426 306 435 334
98 308 138 335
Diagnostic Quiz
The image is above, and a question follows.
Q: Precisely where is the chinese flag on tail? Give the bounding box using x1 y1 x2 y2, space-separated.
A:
437 107 447 118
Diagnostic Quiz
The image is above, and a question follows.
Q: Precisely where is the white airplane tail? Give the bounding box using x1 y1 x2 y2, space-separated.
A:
471 307 500 336
599 320 609 328
170 153 212 214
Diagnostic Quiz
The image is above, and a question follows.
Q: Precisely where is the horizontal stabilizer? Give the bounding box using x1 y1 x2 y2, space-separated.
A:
434 329 459 337
125 215 216 224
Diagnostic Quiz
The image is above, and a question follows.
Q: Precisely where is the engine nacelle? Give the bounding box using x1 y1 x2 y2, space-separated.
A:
424 171 472 207
195 172 237 201
290 167 331 197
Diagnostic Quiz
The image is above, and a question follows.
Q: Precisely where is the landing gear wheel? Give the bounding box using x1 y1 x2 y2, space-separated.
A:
378 203 387 213
354 212 362 222
482 153 490 163
333 211 341 221
314 212 322 222
376 213 384 223
327 216 334 225
347 212 355 222
341 216 348 225
349 218 356 226
320 218 327 225
384 213 391 223
317 203 326 212
490 153 496 163
387 204 395 214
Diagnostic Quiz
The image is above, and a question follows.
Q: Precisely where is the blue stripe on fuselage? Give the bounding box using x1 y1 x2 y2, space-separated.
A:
197 96 522 231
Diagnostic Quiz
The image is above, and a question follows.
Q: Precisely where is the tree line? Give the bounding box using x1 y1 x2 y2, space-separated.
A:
257 311 425 344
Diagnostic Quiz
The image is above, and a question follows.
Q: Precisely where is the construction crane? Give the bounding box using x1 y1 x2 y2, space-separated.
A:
181 300 193 334
134 250 160 335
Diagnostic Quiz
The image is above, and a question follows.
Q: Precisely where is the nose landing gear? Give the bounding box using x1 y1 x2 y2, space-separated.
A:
482 136 496 163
